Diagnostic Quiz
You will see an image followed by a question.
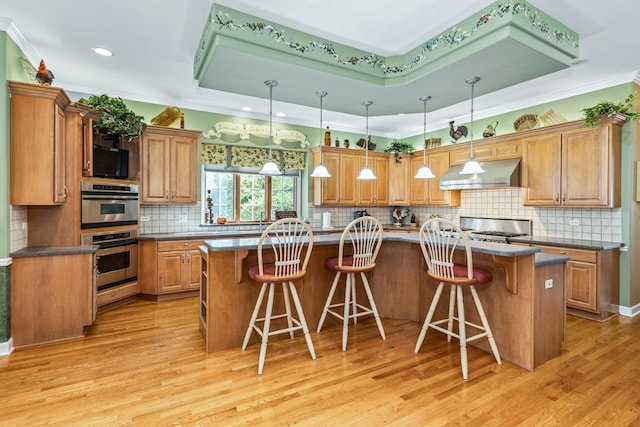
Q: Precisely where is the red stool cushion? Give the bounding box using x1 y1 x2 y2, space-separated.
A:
248 263 304 283
429 264 492 286
324 256 375 273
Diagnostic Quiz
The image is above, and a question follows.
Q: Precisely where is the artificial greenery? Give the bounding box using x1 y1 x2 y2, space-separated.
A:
582 93 640 128
384 140 415 163
79 94 146 141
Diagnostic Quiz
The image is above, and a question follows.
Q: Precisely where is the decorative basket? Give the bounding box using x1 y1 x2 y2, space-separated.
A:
538 109 568 127
425 137 441 149
513 114 540 132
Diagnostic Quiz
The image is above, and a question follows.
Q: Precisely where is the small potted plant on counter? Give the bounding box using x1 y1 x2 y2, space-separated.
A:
392 207 409 226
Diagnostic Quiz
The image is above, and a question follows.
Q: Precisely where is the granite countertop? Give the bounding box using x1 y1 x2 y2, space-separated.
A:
510 235 623 251
11 244 99 258
204 231 541 257
535 252 570 266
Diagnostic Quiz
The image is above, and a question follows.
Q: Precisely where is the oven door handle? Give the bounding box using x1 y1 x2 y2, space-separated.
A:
82 195 138 201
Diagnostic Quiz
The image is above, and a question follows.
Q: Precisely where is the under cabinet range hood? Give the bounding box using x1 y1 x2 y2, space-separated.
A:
439 158 521 190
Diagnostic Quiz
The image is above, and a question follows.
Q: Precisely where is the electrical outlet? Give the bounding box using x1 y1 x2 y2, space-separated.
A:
140 216 150 222
569 219 580 226
22 221 28 230
544 279 553 289
178 215 188 223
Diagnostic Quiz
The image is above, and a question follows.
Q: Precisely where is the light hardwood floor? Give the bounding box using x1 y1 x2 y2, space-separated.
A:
1 297 639 426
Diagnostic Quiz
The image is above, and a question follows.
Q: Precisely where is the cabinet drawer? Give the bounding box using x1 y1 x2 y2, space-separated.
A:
97 281 139 306
158 240 204 252
536 245 597 263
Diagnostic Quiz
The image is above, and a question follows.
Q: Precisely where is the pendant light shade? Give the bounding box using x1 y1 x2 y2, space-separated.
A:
310 90 332 178
460 76 485 175
259 80 282 176
414 95 435 179
357 100 376 180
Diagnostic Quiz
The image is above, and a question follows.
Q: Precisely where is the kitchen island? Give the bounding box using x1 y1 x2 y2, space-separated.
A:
200 232 567 371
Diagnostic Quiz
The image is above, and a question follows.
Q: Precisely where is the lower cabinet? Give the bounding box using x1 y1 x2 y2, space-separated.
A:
532 245 619 321
139 239 203 297
97 281 139 307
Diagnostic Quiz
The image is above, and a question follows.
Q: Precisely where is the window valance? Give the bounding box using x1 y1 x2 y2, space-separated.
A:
202 143 306 170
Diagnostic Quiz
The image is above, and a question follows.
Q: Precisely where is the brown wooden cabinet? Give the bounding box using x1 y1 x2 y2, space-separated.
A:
140 126 201 204
529 244 619 321
139 239 203 296
11 251 96 348
388 155 411 206
358 155 388 205
426 151 459 206
449 139 522 166
9 81 71 205
311 146 358 205
522 119 621 207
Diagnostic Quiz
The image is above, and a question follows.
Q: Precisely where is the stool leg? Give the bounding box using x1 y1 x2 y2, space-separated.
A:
288 281 316 360
342 273 353 351
456 285 468 380
317 271 341 333
243 283 268 351
282 282 294 339
470 286 502 366
415 281 444 353
446 285 456 343
351 276 358 324
258 283 276 375
360 272 385 340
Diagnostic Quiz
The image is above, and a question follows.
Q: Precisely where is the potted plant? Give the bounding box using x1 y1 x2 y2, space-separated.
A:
582 93 640 128
384 140 415 163
78 94 146 142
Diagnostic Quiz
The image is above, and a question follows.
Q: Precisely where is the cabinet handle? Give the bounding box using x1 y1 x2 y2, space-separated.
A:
111 292 116 297
559 251 566 255
555 193 559 202
562 193 566 202
165 191 169 200
63 186 69 197
86 161 91 170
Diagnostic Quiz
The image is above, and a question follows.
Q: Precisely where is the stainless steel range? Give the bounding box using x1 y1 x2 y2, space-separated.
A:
460 216 532 243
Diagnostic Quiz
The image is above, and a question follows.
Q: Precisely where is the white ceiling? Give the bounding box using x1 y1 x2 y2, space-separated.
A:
2 0 639 138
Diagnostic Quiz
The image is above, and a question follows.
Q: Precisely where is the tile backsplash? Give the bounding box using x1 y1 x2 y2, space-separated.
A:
137 188 622 243
10 188 623 252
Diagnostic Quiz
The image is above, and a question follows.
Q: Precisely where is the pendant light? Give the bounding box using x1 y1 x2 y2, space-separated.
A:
357 100 376 180
310 90 331 178
414 95 436 179
259 80 282 175
459 76 485 175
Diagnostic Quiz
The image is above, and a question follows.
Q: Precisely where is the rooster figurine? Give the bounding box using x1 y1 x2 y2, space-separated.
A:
36 59 54 86
449 120 468 143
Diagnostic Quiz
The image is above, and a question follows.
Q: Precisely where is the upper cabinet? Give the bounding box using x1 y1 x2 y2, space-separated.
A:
9 81 71 205
311 146 357 205
522 118 622 207
388 155 411 206
409 151 459 206
358 155 388 205
140 126 202 204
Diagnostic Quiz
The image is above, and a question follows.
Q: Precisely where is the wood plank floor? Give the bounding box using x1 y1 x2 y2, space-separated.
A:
1 297 640 426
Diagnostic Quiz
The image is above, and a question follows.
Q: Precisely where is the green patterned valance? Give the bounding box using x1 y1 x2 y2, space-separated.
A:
201 143 306 170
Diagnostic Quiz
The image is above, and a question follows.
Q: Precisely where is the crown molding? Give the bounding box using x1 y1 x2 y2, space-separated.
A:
0 17 39 66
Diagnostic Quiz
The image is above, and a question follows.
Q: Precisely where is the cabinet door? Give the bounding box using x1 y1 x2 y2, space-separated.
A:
562 127 610 207
186 249 202 290
388 156 410 206
373 157 389 204
339 153 358 205
522 134 562 206
565 260 598 312
316 151 341 204
410 155 428 205
141 133 171 203
158 251 186 293
171 136 198 203
427 151 458 206
53 103 67 203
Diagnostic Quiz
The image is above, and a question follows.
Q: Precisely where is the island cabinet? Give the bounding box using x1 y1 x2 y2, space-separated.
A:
9 81 71 205
522 118 622 207
358 155 389 205
139 239 203 298
529 244 619 321
11 250 96 348
311 146 358 205
140 126 201 204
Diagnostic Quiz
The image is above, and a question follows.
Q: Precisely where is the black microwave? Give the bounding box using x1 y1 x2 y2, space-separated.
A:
92 144 129 179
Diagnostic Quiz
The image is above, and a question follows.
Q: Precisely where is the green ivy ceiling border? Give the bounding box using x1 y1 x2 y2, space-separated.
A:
194 0 578 80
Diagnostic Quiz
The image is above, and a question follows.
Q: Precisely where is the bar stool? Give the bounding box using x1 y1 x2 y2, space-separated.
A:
317 216 385 351
414 218 501 380
242 218 316 375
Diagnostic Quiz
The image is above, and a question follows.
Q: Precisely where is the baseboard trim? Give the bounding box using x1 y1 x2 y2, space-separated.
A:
0 338 14 356
619 303 640 318
0 257 12 267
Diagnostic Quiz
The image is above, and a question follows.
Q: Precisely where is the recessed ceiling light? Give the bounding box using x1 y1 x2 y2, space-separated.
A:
276 112 286 117
241 106 252 112
92 47 113 57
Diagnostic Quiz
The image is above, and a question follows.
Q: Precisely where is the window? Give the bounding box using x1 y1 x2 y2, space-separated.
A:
203 169 299 223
